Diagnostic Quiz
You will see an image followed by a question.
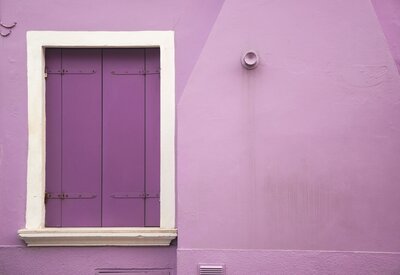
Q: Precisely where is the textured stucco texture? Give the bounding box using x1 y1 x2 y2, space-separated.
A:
1 0 400 274
177 0 400 273
0 0 223 274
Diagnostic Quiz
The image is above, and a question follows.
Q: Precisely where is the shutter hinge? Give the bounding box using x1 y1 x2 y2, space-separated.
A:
111 68 160 75
44 68 96 76
110 192 160 199
45 192 96 203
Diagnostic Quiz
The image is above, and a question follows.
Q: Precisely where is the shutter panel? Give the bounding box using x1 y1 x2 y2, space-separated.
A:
45 48 161 227
61 49 102 226
102 49 146 226
145 48 161 226
45 49 62 227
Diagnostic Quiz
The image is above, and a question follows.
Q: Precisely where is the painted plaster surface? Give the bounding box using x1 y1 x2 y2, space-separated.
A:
2 0 400 273
372 0 400 72
0 247 176 275
178 249 400 275
178 0 400 254
0 0 223 273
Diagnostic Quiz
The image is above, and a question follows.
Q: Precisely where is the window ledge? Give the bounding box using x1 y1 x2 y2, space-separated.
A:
18 227 177 247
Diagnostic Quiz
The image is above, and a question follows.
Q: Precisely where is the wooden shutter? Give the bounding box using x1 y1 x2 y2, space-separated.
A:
102 49 146 226
45 49 102 227
45 48 160 227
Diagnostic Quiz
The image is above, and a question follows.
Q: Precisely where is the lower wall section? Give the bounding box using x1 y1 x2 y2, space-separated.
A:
177 249 400 275
0 246 176 275
3 246 400 274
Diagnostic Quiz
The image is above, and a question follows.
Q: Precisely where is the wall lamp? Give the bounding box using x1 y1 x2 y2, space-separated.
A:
241 51 259 70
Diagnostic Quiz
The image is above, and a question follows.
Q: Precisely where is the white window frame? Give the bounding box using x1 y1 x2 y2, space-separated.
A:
18 31 176 246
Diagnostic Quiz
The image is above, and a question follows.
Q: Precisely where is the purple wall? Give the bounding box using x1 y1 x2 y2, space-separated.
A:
177 0 400 273
178 250 400 275
0 0 223 274
372 0 400 72
1 0 400 274
0 247 176 275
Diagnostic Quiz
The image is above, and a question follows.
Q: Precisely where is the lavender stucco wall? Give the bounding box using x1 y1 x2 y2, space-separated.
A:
1 0 400 274
0 247 176 275
372 0 400 72
0 0 223 274
178 249 400 275
177 0 400 273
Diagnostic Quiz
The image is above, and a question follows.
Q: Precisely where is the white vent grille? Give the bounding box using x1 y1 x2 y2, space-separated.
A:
198 264 225 275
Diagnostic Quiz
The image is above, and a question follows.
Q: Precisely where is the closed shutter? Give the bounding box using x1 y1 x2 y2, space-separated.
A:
45 48 160 227
102 49 146 227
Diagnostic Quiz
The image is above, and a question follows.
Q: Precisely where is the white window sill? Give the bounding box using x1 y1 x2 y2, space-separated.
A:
18 227 177 247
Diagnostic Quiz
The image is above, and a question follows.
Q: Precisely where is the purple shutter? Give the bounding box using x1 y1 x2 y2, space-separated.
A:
45 49 62 227
61 49 102 226
46 48 161 227
145 48 161 226
102 49 146 226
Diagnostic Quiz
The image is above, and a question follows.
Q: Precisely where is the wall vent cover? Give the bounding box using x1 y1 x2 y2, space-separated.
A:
198 264 225 275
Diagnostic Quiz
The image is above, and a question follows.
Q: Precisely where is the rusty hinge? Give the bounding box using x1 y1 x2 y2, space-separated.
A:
111 192 145 199
110 192 160 199
145 192 160 198
111 69 160 75
45 192 96 203
44 68 96 77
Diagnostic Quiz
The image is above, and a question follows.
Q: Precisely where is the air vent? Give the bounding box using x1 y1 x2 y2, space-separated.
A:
198 264 225 275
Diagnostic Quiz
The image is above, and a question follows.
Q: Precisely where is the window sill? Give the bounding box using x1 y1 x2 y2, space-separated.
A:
18 227 177 247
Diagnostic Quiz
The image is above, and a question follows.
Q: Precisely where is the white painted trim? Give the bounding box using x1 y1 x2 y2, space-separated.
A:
23 31 175 246
18 228 177 247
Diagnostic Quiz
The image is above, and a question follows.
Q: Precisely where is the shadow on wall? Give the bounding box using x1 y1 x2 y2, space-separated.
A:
371 0 400 72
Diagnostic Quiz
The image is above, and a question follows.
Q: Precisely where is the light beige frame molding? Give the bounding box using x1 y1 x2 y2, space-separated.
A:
19 31 176 246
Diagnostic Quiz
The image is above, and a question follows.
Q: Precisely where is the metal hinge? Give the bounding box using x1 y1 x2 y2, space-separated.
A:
111 69 160 75
44 68 96 77
110 192 160 199
45 192 96 203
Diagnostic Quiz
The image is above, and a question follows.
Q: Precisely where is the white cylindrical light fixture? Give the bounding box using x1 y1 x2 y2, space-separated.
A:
241 51 259 69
